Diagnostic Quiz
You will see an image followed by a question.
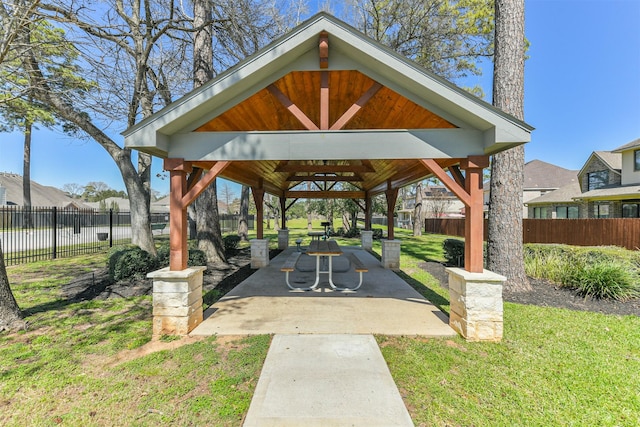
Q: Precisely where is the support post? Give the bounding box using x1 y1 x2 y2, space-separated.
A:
252 183 265 239
280 196 287 230
446 267 505 342
364 195 372 231
361 230 373 250
384 182 399 240
167 160 190 271
461 156 489 273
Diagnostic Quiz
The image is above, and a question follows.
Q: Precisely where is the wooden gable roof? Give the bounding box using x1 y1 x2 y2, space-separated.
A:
123 13 533 197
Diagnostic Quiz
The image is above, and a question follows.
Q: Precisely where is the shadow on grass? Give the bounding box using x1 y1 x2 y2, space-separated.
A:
394 269 450 316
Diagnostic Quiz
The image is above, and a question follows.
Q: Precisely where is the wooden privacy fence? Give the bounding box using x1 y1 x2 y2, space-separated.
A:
424 218 640 250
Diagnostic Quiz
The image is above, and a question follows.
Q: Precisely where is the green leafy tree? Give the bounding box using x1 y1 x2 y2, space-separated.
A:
348 0 494 85
1 19 91 227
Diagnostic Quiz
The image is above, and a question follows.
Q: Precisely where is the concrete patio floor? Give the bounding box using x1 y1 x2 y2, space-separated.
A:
191 246 455 337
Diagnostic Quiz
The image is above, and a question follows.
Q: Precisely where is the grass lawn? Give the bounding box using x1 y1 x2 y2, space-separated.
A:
1 226 639 426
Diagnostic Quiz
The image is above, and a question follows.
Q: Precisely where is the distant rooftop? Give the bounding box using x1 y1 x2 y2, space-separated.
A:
524 160 578 190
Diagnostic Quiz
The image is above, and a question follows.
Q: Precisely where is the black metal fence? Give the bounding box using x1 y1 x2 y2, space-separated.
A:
1 206 255 266
0 206 168 266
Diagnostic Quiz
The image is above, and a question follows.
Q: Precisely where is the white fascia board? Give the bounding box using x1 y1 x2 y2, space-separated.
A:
166 129 484 161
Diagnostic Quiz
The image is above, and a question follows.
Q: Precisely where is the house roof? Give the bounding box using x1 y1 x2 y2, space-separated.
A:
612 138 640 153
523 160 578 190
0 172 90 208
526 181 582 205
574 183 640 201
123 12 532 197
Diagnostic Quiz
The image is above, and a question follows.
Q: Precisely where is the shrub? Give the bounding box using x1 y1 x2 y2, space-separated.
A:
372 229 384 240
110 247 157 281
344 227 360 238
187 249 208 266
524 243 640 300
567 262 640 301
223 235 241 253
443 238 465 267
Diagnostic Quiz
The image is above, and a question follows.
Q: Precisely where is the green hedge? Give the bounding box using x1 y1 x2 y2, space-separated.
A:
108 245 209 282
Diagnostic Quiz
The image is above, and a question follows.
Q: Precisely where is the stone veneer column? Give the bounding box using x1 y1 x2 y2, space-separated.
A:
446 267 506 342
361 230 373 250
381 239 401 269
147 266 206 336
277 229 289 250
251 239 269 268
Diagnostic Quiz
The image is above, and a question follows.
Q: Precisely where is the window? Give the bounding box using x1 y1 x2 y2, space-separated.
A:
593 203 609 218
622 203 640 218
533 206 547 218
555 206 579 219
588 170 609 190
635 150 640 171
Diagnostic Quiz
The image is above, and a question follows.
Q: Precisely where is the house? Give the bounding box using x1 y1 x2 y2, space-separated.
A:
527 138 640 218
397 185 465 228
0 172 90 208
483 160 579 218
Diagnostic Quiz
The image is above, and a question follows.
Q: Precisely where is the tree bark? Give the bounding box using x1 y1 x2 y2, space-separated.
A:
0 241 25 332
192 0 227 265
237 185 249 241
413 183 423 236
487 0 530 291
22 120 33 228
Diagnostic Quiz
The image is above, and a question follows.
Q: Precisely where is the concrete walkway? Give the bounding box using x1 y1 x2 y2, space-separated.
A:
190 247 454 426
243 334 414 427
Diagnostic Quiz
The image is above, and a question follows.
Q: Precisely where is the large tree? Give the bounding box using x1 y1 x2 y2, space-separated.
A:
191 0 227 264
349 0 494 83
486 0 529 291
0 0 42 331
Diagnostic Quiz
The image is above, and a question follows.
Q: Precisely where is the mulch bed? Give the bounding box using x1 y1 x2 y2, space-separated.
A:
420 261 640 317
63 249 639 317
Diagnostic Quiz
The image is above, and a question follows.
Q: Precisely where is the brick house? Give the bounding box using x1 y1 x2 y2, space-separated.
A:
527 138 640 218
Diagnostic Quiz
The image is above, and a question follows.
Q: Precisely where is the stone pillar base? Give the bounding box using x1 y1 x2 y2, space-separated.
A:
381 239 401 269
446 267 506 342
148 266 206 336
251 239 269 268
277 229 290 250
361 230 373 250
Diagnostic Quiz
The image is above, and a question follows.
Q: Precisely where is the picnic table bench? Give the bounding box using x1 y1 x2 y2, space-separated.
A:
280 244 369 291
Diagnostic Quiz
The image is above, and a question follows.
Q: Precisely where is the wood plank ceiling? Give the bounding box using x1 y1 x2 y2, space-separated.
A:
194 69 460 197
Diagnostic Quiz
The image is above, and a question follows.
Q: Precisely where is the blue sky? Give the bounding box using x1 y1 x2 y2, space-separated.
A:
1 0 639 198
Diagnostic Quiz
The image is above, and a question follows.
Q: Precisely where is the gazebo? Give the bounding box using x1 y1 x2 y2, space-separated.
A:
124 13 532 341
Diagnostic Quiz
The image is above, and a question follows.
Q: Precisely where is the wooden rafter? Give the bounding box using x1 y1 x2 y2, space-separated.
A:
285 190 365 199
267 84 319 130
275 163 374 173
319 31 328 69
330 82 383 130
285 175 362 182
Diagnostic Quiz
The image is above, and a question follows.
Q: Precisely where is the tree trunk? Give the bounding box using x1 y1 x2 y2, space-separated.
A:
192 0 227 265
237 185 249 240
22 120 33 229
306 182 313 230
413 183 423 236
487 0 530 291
194 183 227 265
0 241 25 332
